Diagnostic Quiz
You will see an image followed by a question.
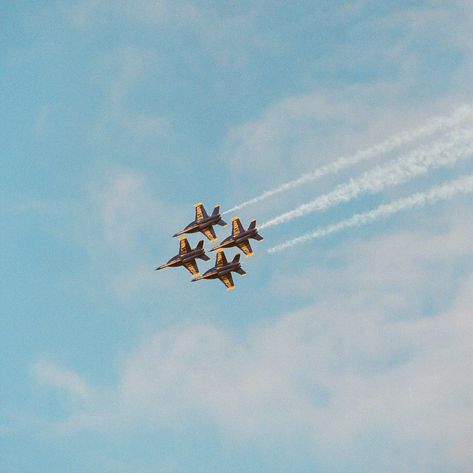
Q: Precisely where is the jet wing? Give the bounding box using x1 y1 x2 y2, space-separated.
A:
183 259 200 276
216 250 228 267
231 217 244 236
237 240 253 256
219 273 235 291
202 226 217 242
179 238 191 254
195 203 208 222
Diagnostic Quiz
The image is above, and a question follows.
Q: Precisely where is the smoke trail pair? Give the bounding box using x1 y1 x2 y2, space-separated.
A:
223 106 473 215
267 173 473 253
260 126 473 229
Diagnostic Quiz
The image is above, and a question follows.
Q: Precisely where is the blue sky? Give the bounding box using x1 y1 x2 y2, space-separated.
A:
2 1 473 472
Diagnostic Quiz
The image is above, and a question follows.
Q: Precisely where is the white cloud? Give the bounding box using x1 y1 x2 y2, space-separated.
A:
75 168 187 300
220 1 473 203
22 2 473 469
91 45 168 143
34 206 473 471
66 0 256 65
32 358 94 401
96 172 159 254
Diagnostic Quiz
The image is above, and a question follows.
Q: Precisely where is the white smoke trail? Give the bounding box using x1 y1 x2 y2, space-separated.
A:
260 126 473 229
223 106 473 214
267 173 473 253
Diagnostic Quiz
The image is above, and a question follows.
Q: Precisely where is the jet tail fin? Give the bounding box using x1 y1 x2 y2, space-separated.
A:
212 205 220 216
195 240 209 260
195 202 208 222
248 219 257 230
232 254 241 264
231 217 244 236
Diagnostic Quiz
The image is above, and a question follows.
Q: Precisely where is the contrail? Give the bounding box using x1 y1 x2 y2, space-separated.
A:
260 126 473 229
267 173 473 253
223 106 473 214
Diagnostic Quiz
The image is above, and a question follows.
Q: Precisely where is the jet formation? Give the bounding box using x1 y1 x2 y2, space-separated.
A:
156 202 264 291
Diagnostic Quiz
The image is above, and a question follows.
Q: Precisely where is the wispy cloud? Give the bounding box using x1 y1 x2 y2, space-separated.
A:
32 358 94 401
28 251 473 470
94 172 162 255
74 170 182 300
92 46 168 144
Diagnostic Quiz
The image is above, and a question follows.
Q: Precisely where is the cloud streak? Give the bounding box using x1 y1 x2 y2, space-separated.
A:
32 359 94 401
224 105 473 214
261 126 473 229
267 173 473 253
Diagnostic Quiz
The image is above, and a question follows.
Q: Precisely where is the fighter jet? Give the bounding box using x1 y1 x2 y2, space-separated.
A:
173 203 227 242
211 217 263 257
156 238 209 277
192 250 246 291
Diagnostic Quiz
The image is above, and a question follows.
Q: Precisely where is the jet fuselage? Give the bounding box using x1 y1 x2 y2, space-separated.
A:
194 260 241 281
217 227 259 248
178 214 222 235
158 247 206 269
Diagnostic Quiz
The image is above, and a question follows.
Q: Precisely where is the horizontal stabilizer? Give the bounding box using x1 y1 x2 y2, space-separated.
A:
196 240 205 249
236 268 246 276
199 253 210 261
232 253 240 264
212 205 220 216
248 219 257 230
253 233 264 242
